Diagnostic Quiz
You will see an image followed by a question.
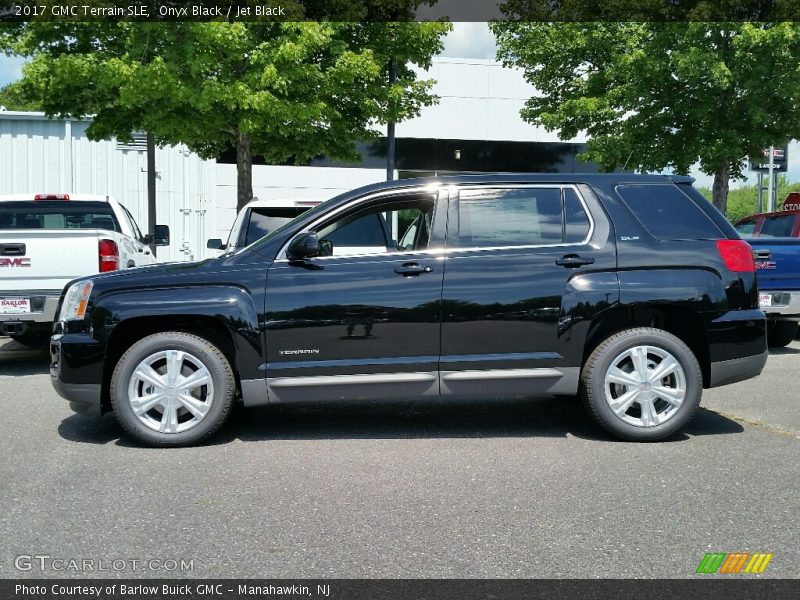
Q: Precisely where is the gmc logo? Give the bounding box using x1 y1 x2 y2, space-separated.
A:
0 258 31 267
755 261 776 270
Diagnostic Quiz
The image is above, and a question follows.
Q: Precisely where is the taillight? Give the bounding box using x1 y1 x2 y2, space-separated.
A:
34 194 69 201
716 240 755 273
98 239 119 272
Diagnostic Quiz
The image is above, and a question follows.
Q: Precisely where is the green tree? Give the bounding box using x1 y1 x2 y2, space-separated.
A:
490 21 800 213
2 16 450 210
696 175 800 223
0 80 40 111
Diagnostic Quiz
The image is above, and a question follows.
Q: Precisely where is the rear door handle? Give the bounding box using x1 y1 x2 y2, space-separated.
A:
555 254 595 268
394 262 433 276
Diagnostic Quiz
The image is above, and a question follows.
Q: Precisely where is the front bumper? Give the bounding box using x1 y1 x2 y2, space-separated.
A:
759 290 800 319
50 331 106 416
51 380 102 416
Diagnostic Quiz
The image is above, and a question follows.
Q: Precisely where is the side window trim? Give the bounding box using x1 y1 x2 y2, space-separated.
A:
450 184 595 252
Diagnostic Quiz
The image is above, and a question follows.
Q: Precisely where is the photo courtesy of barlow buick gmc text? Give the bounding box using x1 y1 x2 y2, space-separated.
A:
1 3 800 600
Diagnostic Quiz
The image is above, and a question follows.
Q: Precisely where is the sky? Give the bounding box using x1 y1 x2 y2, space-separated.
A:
1 23 797 188
0 53 25 87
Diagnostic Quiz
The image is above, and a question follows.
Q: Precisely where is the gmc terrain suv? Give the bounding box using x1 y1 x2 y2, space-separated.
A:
51 174 767 446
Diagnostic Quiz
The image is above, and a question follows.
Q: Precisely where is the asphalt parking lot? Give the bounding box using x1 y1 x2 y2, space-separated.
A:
1 336 798 579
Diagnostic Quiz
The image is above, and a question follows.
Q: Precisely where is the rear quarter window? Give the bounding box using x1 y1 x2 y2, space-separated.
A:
616 184 723 240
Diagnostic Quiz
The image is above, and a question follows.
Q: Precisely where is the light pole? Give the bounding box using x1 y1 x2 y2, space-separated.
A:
767 145 775 212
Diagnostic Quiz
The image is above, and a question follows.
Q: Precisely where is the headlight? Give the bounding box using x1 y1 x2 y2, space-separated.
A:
59 280 94 321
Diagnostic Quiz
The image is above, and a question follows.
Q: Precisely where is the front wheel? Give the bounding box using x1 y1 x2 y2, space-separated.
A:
581 328 702 442
110 332 235 447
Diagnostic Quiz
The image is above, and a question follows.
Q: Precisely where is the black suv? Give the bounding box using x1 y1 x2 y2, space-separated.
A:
51 174 767 446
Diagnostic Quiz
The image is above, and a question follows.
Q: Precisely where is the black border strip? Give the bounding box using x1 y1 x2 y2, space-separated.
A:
2 0 800 22
3 579 800 600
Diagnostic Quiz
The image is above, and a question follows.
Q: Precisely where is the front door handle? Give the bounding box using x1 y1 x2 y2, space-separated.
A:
394 262 433 276
555 254 595 268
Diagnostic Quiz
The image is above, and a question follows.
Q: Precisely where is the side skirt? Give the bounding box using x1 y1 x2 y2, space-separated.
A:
244 368 581 405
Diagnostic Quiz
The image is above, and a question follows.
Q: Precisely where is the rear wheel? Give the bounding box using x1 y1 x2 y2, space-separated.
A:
767 320 797 348
110 332 235 447
581 328 702 442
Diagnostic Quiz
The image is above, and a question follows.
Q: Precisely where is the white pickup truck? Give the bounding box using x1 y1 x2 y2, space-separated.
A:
0 193 169 346
205 197 425 257
206 198 322 254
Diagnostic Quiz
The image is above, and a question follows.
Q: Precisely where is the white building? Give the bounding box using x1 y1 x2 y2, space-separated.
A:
0 58 588 261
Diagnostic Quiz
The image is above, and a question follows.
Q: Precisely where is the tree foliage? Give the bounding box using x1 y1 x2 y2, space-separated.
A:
696 175 800 223
490 21 800 213
0 80 40 111
1 12 450 210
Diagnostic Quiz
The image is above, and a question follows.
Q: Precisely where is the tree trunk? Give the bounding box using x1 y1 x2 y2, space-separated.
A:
236 134 253 212
711 161 730 216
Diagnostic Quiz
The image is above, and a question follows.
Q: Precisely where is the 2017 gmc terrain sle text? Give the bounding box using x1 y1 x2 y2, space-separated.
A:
50 174 768 446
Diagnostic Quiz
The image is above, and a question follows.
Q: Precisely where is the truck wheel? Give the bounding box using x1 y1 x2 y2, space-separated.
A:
10 331 50 349
110 332 235 447
767 321 797 348
581 328 702 442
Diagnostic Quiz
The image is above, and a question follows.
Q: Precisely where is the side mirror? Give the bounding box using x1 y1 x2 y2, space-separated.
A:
154 224 170 246
287 232 321 260
207 238 226 250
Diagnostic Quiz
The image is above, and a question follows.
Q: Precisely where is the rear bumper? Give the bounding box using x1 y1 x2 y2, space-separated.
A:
759 290 800 319
0 290 61 328
705 308 768 388
709 350 768 388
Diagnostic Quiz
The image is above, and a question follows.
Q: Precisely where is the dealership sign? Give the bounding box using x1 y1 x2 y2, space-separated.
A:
749 146 789 173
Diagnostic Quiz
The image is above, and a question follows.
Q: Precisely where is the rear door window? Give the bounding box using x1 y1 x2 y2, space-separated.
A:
564 188 592 243
616 184 722 240
457 187 563 247
454 187 592 248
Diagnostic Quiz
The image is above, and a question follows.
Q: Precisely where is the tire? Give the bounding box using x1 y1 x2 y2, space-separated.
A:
110 332 235 447
767 320 797 348
10 331 50 349
581 328 702 442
